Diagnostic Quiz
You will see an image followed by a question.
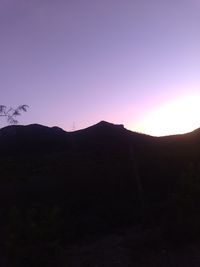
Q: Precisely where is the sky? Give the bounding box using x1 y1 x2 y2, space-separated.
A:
0 0 200 136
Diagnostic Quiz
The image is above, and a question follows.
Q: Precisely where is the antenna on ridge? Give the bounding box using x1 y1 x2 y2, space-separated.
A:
72 121 76 131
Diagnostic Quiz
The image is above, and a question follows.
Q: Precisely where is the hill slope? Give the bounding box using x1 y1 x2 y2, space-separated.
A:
1 122 200 265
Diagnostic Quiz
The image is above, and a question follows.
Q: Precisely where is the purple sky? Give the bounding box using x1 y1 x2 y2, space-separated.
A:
1 0 200 135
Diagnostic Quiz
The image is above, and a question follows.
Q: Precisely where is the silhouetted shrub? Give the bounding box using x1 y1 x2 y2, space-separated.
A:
2 205 65 267
162 163 200 242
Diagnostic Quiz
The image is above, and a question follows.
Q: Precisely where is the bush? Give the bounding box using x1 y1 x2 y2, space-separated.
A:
162 163 200 242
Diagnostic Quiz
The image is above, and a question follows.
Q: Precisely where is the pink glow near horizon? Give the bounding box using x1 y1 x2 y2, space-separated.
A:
0 0 200 136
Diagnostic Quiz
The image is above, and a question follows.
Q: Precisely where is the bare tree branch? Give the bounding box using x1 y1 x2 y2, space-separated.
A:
0 105 29 125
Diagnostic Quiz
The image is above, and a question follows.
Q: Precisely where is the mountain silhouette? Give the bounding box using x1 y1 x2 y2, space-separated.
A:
1 120 200 267
0 121 149 156
1 121 200 241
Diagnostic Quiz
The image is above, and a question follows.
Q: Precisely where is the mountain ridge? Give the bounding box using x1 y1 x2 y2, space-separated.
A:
0 119 200 257
1 120 199 138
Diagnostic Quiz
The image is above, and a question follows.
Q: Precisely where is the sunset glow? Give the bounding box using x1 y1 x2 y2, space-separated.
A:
135 93 200 136
0 1 200 136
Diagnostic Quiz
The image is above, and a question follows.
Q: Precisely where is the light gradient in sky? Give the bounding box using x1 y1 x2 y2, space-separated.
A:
0 0 200 136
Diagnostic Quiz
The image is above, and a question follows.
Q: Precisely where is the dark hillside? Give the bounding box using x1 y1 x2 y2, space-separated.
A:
0 124 70 155
1 122 200 266
1 122 200 211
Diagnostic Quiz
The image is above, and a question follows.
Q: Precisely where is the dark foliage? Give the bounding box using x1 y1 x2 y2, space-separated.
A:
1 121 200 265
0 105 29 125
